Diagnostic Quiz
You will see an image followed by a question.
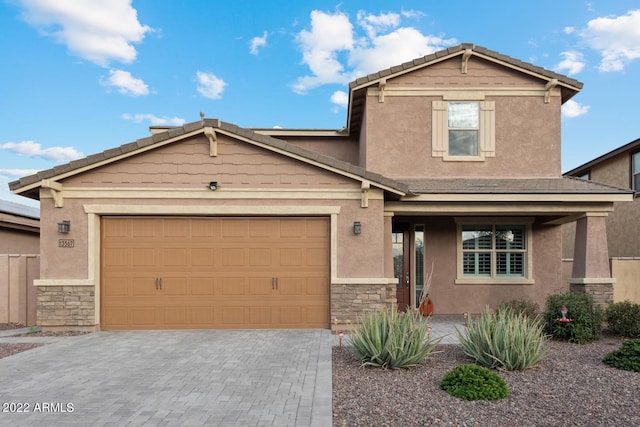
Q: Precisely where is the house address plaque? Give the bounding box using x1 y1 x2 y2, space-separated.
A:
58 239 75 248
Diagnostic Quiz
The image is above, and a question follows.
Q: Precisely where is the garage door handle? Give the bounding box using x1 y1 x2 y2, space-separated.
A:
271 277 275 290
159 277 162 290
275 277 278 290
155 277 159 290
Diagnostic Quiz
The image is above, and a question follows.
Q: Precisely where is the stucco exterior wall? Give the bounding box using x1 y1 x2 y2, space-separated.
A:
361 56 561 179
275 136 359 165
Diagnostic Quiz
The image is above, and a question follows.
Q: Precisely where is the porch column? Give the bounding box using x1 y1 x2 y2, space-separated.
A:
569 213 614 306
383 213 394 279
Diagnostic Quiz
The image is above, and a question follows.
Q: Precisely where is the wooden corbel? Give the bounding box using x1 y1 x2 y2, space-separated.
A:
461 49 473 74
361 180 371 208
41 179 64 208
378 78 387 103
544 79 558 104
204 127 217 156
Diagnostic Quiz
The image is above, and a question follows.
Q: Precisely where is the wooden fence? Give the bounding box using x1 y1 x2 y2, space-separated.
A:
0 254 39 326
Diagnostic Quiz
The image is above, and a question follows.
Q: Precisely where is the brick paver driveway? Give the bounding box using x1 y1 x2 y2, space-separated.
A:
0 329 333 426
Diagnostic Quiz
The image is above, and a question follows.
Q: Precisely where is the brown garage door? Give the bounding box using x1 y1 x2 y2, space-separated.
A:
101 217 330 330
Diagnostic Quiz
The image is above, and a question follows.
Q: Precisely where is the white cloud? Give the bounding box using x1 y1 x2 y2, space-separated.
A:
562 100 590 118
18 0 151 67
293 10 355 93
0 168 41 178
563 26 576 35
103 69 149 96
196 71 226 99
555 51 585 75
121 113 185 126
0 141 83 162
581 9 640 71
250 31 268 55
330 91 348 109
293 10 455 93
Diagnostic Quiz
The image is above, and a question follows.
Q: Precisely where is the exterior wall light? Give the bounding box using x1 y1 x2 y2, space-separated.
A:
353 221 361 235
208 181 218 191
58 220 71 234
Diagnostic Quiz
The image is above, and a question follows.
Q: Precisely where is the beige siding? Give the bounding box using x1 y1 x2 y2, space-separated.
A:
64 134 357 189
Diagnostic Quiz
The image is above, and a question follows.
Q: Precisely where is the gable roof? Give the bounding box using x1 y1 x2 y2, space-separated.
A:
563 137 640 177
8 119 408 199
347 43 583 134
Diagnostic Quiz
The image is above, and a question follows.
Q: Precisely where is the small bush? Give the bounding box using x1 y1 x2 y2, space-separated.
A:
457 306 549 371
543 292 604 344
496 298 539 320
349 306 442 369
603 339 640 372
440 364 510 401
606 301 640 338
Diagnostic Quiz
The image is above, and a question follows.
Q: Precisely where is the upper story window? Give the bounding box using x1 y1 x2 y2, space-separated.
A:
578 172 590 180
632 152 640 194
432 99 495 161
448 102 479 156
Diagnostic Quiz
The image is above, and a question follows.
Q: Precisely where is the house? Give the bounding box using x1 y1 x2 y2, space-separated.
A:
563 138 640 302
0 199 39 325
0 199 39 254
8 43 633 331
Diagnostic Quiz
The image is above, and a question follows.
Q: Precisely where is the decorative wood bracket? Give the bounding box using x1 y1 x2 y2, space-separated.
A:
361 180 370 208
461 49 473 74
41 179 64 208
204 127 217 156
378 78 387 103
544 79 558 103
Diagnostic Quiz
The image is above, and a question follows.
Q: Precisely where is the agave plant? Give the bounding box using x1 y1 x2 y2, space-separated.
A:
349 306 442 369
457 306 549 371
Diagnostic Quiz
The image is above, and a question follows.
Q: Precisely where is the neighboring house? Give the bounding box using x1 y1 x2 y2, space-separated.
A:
8 44 633 331
0 199 39 325
0 200 39 253
563 138 640 303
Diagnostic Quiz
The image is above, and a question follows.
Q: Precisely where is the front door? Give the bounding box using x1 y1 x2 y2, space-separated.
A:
392 226 410 311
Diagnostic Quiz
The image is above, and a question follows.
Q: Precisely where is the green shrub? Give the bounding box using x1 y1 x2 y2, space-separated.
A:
606 301 640 338
440 364 510 401
496 298 539 320
349 306 442 369
456 306 549 371
603 339 640 372
543 292 604 344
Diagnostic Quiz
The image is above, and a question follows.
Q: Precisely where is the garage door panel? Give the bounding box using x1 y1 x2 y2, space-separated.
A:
102 217 329 330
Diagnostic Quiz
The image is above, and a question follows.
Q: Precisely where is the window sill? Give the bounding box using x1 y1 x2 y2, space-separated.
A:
442 155 485 162
455 278 535 285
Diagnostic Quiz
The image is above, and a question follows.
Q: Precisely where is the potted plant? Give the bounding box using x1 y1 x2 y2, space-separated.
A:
418 262 434 316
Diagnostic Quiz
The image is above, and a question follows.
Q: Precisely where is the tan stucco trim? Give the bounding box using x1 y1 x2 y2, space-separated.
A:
331 278 398 285
34 279 94 287
45 187 383 201
387 201 616 215
569 278 616 285
83 205 342 215
367 87 561 99
253 129 348 137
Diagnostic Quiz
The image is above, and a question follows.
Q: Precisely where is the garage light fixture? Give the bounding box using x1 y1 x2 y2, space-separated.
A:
58 220 71 234
353 221 361 235
208 181 218 191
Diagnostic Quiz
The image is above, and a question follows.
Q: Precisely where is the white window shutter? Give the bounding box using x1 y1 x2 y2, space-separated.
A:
432 100 447 157
480 101 495 157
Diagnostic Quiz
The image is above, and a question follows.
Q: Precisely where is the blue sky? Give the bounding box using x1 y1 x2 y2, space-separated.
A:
2 1 640 208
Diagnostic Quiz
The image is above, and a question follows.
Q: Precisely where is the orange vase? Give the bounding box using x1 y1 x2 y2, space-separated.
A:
419 297 434 316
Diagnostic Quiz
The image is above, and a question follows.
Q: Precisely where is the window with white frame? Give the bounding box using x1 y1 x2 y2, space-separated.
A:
632 152 640 194
448 102 479 156
456 221 533 283
432 100 495 160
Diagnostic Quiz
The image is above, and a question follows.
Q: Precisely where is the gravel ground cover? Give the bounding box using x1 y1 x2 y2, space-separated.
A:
0 323 88 360
333 336 640 426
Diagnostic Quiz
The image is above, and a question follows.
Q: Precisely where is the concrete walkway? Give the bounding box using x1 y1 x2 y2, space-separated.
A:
0 317 462 426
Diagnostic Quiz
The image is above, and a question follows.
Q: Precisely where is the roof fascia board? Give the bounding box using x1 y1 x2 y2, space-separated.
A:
402 193 633 203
